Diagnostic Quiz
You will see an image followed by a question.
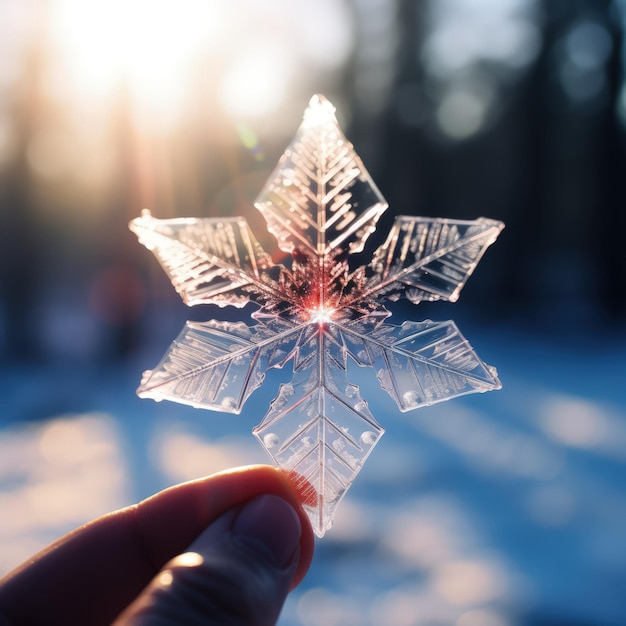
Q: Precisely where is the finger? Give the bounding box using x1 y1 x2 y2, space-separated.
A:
0 465 314 626
114 494 302 626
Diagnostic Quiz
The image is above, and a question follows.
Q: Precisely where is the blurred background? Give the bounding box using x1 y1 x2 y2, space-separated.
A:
1 0 625 624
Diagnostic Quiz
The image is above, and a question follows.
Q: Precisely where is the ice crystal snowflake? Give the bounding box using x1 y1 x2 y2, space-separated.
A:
130 95 504 537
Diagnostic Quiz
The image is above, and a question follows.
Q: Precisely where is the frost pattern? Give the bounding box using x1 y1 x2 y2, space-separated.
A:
131 94 504 537
130 213 279 308
255 94 387 256
366 216 503 304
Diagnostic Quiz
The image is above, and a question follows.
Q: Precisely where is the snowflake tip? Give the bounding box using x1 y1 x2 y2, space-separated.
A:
303 94 337 127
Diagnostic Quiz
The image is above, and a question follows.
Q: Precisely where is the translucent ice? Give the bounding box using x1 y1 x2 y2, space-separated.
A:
130 94 504 537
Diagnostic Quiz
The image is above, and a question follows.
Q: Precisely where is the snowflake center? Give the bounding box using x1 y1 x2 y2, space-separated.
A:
308 305 336 324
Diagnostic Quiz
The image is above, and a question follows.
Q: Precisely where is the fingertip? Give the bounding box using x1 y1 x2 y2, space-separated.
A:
116 492 309 625
273 468 316 589
232 494 302 568
221 466 315 588
134 465 315 588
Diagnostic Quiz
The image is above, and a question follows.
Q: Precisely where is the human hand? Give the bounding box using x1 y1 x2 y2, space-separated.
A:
0 465 314 625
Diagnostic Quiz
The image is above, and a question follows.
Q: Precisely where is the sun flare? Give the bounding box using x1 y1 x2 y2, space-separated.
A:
49 0 221 127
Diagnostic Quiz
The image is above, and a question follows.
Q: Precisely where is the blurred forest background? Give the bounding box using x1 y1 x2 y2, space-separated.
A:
1 2 626 625
1 0 625 366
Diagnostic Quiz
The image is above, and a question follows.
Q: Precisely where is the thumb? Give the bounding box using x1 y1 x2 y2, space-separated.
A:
113 494 305 626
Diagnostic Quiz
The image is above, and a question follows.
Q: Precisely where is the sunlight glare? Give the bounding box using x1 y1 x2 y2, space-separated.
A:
219 42 293 119
50 0 221 128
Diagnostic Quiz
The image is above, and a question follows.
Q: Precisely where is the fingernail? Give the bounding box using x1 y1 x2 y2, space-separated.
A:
233 495 302 568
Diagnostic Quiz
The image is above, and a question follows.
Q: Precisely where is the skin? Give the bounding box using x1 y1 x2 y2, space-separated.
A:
0 465 315 626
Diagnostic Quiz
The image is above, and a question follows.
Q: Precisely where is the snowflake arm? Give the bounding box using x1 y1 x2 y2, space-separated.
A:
137 318 304 413
340 317 502 411
129 211 283 308
253 323 384 537
254 94 387 257
364 216 504 305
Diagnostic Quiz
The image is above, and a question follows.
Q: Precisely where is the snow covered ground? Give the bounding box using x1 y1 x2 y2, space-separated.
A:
1 321 625 626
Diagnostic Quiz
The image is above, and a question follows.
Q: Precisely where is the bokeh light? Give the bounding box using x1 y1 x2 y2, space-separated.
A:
554 18 613 107
421 0 542 141
0 413 127 573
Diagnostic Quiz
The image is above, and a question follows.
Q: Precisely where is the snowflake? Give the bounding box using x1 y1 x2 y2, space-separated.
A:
130 95 504 537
